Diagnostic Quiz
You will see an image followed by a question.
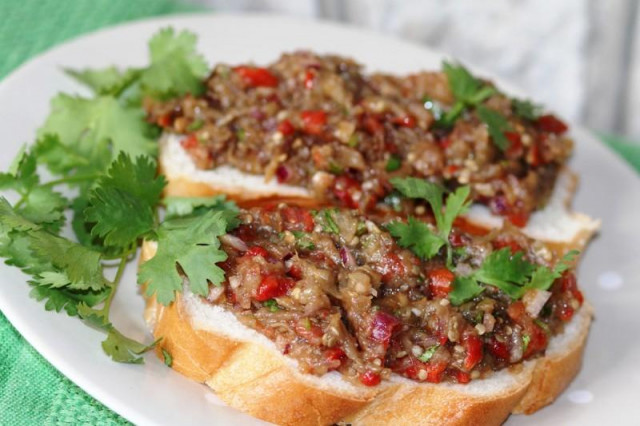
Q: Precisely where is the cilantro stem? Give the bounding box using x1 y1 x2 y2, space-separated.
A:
43 173 101 188
101 251 132 314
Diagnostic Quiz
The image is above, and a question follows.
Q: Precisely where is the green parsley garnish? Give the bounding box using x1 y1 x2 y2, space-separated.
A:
187 119 204 131
347 133 359 148
418 345 440 362
476 105 513 151
387 178 471 265
449 249 580 305
0 28 233 364
438 61 496 127
385 155 402 172
236 128 246 141
512 98 542 121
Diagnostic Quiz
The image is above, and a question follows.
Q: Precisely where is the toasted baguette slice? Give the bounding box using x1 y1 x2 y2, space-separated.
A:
159 133 600 252
140 240 593 426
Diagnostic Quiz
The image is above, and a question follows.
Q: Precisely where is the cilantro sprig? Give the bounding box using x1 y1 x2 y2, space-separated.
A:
449 249 579 305
387 178 471 265
0 28 229 364
438 61 496 128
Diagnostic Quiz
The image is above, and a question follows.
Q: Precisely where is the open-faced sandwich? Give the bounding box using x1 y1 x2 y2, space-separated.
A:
138 52 599 425
0 27 599 426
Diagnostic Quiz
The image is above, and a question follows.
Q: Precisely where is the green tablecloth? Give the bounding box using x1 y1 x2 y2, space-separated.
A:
0 1 639 424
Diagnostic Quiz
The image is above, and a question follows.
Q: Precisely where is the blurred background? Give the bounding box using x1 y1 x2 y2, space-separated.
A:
2 0 638 141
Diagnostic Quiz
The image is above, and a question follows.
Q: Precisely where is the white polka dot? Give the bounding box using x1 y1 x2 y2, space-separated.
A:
567 389 594 404
205 392 225 406
598 271 624 290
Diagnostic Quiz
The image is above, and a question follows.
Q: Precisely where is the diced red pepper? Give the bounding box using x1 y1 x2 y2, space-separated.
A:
462 334 483 371
504 131 523 157
281 206 315 232
560 272 583 304
487 338 510 360
233 66 279 88
301 110 327 135
180 134 199 150
360 370 382 386
157 113 172 128
245 246 268 258
424 361 448 383
493 237 522 254
277 119 295 136
536 114 568 134
254 275 295 301
287 264 303 280
557 304 575 322
332 175 362 209
439 136 452 149
370 311 401 348
507 210 529 228
392 115 416 128
325 347 346 362
455 370 471 384
304 69 316 89
428 268 455 298
523 323 548 357
380 252 407 282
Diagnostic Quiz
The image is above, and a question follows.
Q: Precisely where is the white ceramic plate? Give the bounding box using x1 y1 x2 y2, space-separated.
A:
1 13 639 426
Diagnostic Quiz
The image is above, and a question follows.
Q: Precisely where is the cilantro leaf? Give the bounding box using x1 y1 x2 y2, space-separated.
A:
84 153 165 248
449 276 485 306
164 195 239 230
138 210 233 305
29 283 109 316
32 134 92 175
442 61 495 104
320 209 340 234
140 28 208 99
65 67 142 97
441 186 471 237
28 231 106 291
417 344 440 362
512 98 542 121
439 61 497 127
0 147 38 193
473 248 536 298
390 178 445 227
102 328 156 364
476 105 513 151
38 94 157 169
528 250 579 291
19 186 67 231
387 217 446 260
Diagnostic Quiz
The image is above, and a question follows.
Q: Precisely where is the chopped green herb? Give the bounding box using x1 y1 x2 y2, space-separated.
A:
418 345 439 362
292 231 316 250
347 133 359 148
389 178 470 263
387 217 446 260
236 128 246 141
382 191 403 212
356 220 367 236
322 209 340 234
263 299 280 312
522 334 531 352
162 348 173 367
385 155 402 172
476 105 512 151
302 318 312 330
328 161 343 175
449 248 581 305
534 319 551 334
187 119 204 131
512 98 542 121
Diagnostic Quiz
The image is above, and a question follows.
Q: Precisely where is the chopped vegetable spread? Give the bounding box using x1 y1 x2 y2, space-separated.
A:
188 204 583 386
147 52 573 227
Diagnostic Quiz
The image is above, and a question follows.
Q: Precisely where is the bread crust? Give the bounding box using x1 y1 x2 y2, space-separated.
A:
140 241 593 426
